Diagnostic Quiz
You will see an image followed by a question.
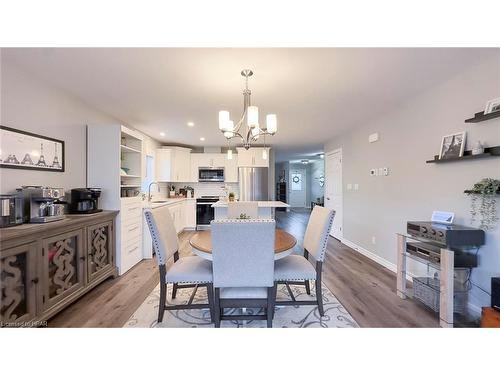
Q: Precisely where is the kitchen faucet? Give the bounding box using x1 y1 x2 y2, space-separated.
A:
148 181 160 202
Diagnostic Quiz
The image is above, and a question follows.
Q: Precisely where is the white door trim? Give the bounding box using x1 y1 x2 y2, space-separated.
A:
325 148 343 241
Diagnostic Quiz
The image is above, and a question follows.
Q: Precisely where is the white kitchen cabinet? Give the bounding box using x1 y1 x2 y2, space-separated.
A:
87 124 144 275
185 199 196 228
190 153 200 182
156 147 192 182
196 153 225 168
224 155 239 182
237 147 270 168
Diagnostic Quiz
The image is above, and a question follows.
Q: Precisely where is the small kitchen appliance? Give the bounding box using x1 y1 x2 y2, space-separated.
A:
69 188 103 214
19 186 66 223
0 193 24 228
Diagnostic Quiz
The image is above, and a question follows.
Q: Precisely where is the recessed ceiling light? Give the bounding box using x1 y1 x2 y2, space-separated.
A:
187 122 194 127
160 132 166 136
200 137 205 141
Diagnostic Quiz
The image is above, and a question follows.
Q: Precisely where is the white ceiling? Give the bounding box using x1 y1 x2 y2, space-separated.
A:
3 48 497 162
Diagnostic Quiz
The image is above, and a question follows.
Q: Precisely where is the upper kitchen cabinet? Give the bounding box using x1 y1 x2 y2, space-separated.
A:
156 147 192 182
236 147 270 168
196 153 225 168
224 154 239 182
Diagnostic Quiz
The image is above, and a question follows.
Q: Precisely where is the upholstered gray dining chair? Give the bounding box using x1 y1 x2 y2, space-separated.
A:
144 207 214 323
273 206 335 316
211 219 277 328
227 201 258 219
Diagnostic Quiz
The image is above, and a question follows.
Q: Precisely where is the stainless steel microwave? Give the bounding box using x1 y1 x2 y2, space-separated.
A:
198 168 224 182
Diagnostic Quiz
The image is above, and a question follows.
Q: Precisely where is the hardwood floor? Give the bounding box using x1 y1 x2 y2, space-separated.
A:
49 208 437 328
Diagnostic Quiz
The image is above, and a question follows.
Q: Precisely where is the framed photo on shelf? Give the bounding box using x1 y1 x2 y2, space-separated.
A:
484 97 500 114
439 131 466 160
0 125 65 172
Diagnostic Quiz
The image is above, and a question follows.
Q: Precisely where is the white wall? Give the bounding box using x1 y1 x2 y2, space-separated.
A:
0 56 121 193
325 52 500 311
0 57 160 194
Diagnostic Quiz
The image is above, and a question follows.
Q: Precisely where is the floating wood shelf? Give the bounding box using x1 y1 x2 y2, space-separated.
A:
426 146 500 164
465 110 500 123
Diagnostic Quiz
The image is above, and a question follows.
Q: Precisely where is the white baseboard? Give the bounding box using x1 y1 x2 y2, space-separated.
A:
340 238 398 274
339 237 482 319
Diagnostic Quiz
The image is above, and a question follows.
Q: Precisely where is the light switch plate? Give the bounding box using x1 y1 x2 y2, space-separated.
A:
369 133 379 143
347 183 352 190
354 183 359 190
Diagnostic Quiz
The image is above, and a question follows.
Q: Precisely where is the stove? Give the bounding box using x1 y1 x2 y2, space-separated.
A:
196 196 220 229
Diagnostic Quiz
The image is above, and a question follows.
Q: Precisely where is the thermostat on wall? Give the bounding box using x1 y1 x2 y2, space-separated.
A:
431 211 455 224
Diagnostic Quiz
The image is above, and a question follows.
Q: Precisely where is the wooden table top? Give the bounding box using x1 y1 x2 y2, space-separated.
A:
189 228 297 255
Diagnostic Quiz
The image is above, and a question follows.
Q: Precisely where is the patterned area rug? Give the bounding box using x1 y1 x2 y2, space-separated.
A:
125 282 358 328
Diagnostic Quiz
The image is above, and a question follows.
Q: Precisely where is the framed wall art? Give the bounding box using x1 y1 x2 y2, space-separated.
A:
0 125 65 172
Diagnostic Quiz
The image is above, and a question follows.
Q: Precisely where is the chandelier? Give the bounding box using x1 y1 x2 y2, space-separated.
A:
218 69 277 160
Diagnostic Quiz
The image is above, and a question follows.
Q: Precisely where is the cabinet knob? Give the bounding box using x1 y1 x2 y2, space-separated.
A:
31 277 39 284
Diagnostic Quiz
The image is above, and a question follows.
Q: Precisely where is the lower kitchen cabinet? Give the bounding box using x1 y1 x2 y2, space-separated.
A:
0 211 118 327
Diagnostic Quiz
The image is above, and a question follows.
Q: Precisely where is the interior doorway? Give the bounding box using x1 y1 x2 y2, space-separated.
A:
325 149 343 239
289 167 307 207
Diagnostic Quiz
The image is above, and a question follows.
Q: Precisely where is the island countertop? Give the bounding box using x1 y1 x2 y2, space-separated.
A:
212 200 290 208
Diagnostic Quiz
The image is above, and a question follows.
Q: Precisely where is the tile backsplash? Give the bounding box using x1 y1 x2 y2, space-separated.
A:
157 182 239 198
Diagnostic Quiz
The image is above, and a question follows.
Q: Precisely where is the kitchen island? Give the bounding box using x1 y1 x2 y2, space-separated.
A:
212 200 290 219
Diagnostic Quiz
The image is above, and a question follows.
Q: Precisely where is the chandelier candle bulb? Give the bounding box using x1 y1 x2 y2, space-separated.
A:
219 110 230 130
266 114 277 134
247 106 259 128
227 149 233 160
262 148 267 160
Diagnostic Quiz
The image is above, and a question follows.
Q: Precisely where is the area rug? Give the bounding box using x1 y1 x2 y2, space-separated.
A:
124 282 358 328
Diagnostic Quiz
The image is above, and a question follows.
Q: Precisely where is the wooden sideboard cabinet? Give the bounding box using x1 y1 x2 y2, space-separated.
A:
0 211 118 327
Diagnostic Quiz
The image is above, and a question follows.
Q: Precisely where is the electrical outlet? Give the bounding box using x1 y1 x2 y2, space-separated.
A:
372 236 376 245
383 167 389 176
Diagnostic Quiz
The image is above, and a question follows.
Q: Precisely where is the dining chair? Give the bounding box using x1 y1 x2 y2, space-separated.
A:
211 219 277 327
273 206 335 316
144 207 215 323
227 201 259 219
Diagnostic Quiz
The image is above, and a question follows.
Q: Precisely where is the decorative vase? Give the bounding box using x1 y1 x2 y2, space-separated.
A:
471 141 484 155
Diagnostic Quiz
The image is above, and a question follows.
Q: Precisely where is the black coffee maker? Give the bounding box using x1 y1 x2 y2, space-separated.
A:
69 188 103 214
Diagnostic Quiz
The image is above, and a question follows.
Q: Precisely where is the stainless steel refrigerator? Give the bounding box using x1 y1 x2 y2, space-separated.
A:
238 167 269 201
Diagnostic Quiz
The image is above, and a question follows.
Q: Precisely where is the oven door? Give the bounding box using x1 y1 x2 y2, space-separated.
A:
198 168 224 182
196 201 215 228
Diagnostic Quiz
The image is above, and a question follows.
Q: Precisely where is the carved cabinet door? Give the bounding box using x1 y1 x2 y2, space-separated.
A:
41 229 85 311
0 242 38 326
87 221 114 283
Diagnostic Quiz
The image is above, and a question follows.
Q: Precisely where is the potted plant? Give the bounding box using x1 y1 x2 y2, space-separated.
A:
228 192 235 202
465 178 500 231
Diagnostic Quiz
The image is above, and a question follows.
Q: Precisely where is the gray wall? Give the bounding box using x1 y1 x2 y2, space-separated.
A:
325 52 500 311
0 55 121 193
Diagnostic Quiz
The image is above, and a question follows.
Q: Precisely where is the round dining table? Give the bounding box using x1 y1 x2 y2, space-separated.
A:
189 228 297 261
